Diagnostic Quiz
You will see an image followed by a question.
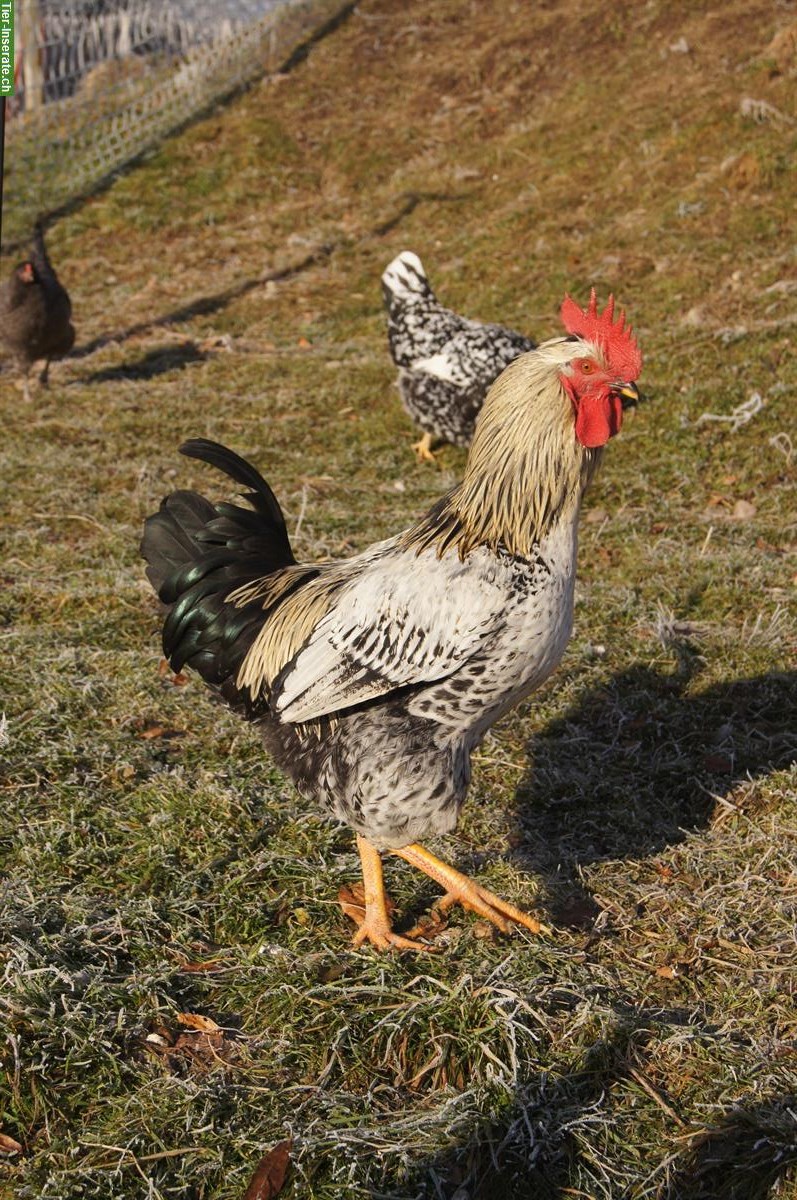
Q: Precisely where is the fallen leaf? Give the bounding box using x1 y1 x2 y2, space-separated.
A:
172 1030 222 1055
138 723 186 741
338 883 366 922
656 964 678 979
179 959 224 973
141 1016 244 1073
244 1140 292 1200
727 152 761 189
297 337 311 349
338 882 395 926
147 1020 175 1045
158 659 189 686
404 906 449 941
0 1134 22 1155
177 1012 222 1033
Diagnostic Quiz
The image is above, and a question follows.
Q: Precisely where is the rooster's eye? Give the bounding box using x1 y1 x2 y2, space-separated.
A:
580 360 594 374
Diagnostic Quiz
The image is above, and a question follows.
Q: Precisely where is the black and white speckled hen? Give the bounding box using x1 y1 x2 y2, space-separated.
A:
141 292 642 951
382 250 537 461
0 222 75 399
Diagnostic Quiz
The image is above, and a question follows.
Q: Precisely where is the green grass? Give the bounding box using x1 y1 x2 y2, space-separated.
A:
1 0 796 1197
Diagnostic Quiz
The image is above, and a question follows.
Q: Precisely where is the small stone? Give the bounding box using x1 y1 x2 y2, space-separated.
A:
681 305 705 327
732 499 756 520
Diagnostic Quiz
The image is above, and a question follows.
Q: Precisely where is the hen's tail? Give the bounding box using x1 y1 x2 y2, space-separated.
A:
31 220 54 276
141 439 296 709
381 251 435 311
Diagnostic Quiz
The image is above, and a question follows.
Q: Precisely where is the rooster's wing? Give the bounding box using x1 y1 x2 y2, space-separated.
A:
266 549 502 724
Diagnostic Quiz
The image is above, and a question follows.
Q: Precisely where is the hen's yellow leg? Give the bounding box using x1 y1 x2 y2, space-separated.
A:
394 843 548 935
411 432 437 464
348 835 433 952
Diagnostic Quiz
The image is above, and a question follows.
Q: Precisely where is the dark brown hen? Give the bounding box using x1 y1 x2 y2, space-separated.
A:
0 222 75 398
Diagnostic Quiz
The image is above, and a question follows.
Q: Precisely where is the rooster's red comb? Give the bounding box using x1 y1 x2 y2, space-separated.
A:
560 288 642 380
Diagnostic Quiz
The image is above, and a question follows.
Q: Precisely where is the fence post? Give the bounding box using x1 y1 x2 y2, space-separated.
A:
21 0 42 112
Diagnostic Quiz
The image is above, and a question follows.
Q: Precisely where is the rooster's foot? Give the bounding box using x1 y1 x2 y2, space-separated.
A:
351 907 434 952
342 836 435 952
394 842 549 936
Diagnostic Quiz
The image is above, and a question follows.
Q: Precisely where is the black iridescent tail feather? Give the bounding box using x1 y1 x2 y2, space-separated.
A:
141 439 296 714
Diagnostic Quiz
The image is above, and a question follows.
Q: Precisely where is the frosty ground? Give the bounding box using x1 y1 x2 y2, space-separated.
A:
1 1 795 1197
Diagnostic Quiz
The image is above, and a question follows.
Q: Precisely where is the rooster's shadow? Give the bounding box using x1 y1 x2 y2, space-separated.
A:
508 664 796 927
656 1093 797 1200
388 1075 797 1200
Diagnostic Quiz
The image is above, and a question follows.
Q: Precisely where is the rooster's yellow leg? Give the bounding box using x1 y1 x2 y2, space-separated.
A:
411 432 437 464
394 843 548 935
349 835 434 952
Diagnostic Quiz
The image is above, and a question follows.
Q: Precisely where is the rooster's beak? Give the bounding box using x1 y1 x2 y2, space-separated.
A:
614 382 640 410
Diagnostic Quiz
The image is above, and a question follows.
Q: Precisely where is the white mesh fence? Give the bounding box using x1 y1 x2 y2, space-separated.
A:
3 0 348 247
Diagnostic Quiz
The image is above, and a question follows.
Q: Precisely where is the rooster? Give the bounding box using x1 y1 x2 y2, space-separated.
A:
0 222 75 399
141 291 642 951
382 250 537 461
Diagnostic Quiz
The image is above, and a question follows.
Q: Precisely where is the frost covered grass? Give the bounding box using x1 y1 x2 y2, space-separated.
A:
1 0 795 1196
